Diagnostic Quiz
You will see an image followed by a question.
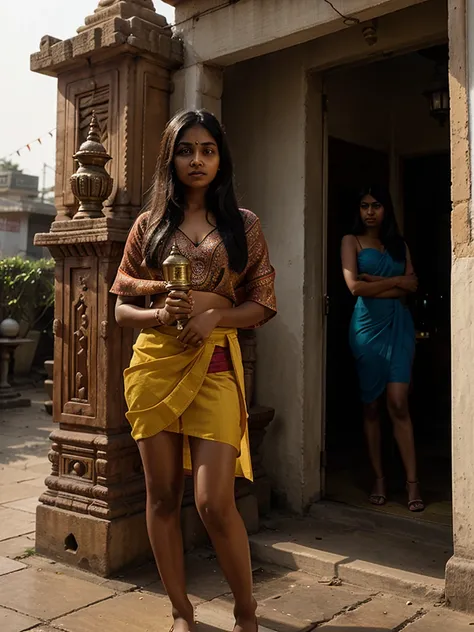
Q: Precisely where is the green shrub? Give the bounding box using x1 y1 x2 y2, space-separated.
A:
0 257 55 334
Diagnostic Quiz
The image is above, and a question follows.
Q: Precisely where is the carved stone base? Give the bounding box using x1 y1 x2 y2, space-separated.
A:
36 504 151 576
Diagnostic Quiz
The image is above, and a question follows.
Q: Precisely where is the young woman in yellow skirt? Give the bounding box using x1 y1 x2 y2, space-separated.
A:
111 110 276 632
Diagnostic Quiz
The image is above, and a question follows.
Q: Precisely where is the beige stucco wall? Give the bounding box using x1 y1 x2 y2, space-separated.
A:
172 0 430 65
224 51 315 509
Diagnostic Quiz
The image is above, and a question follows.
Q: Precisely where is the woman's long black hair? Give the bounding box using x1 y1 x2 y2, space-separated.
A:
353 184 406 262
143 110 248 273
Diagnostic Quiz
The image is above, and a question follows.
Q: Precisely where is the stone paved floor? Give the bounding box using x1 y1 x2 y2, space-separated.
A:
1 389 474 631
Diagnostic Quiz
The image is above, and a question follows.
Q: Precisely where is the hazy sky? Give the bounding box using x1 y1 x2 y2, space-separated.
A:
0 1 174 192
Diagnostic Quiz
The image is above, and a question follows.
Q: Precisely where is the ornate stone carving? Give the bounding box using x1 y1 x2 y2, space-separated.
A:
100 321 108 340
79 86 109 146
70 112 113 220
72 296 89 402
52 319 62 337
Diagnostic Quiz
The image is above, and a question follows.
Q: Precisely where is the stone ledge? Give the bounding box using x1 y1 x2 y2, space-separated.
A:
250 512 448 603
31 16 183 77
34 216 132 247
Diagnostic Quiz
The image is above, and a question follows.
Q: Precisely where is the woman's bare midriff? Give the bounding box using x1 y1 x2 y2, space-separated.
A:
152 291 232 318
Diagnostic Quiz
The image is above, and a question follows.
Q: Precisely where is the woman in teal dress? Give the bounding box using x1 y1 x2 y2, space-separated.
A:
341 185 424 512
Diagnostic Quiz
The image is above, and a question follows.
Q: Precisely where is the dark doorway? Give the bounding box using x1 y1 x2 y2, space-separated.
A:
402 152 452 506
324 142 452 523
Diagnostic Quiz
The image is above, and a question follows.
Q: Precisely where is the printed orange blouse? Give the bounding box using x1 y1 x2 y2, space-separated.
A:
110 209 277 326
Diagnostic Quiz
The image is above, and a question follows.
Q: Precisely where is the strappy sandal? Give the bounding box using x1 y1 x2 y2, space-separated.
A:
369 477 387 506
406 481 425 512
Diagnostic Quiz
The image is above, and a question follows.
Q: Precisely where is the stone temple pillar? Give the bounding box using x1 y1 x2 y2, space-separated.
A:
32 0 183 576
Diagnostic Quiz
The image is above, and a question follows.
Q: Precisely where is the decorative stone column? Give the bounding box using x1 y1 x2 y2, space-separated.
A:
32 1 183 576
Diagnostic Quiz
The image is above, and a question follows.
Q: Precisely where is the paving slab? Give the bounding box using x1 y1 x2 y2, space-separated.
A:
0 567 115 620
19 462 50 476
257 582 371 630
217 567 372 631
0 507 36 541
26 555 138 593
318 595 422 630
54 591 173 632
146 554 231 605
0 467 37 485
0 555 27 576
0 534 35 559
3 496 39 515
24 477 47 489
252 567 330 603
404 608 474 630
0 482 41 504
0 607 40 632
196 600 277 632
8 456 50 472
116 561 160 588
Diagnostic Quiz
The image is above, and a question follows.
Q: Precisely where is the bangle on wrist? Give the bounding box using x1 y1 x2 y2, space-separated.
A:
154 308 164 325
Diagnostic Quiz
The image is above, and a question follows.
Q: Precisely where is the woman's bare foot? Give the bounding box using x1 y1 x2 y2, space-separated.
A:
234 599 258 632
173 618 195 632
172 605 195 632
233 618 258 632
369 477 386 506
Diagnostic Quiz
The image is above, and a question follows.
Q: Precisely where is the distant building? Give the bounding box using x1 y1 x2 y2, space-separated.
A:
0 170 55 259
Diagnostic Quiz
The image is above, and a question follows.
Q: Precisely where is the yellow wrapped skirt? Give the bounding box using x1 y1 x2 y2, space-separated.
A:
124 326 252 481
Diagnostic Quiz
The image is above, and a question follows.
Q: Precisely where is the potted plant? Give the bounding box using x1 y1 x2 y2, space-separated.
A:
0 257 55 375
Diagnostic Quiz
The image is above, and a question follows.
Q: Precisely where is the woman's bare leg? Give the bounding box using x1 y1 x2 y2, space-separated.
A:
138 431 195 631
363 400 386 504
386 383 424 511
189 437 257 632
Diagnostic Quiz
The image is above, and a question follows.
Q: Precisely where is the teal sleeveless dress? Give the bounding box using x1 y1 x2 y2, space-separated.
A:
349 247 415 403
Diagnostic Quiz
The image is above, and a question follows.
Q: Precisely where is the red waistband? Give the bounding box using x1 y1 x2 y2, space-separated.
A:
208 346 232 374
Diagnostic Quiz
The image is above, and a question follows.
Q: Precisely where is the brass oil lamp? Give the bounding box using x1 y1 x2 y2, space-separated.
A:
162 245 192 330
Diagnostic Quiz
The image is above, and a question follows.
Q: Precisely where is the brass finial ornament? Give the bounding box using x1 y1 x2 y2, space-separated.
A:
162 245 192 331
70 112 113 220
